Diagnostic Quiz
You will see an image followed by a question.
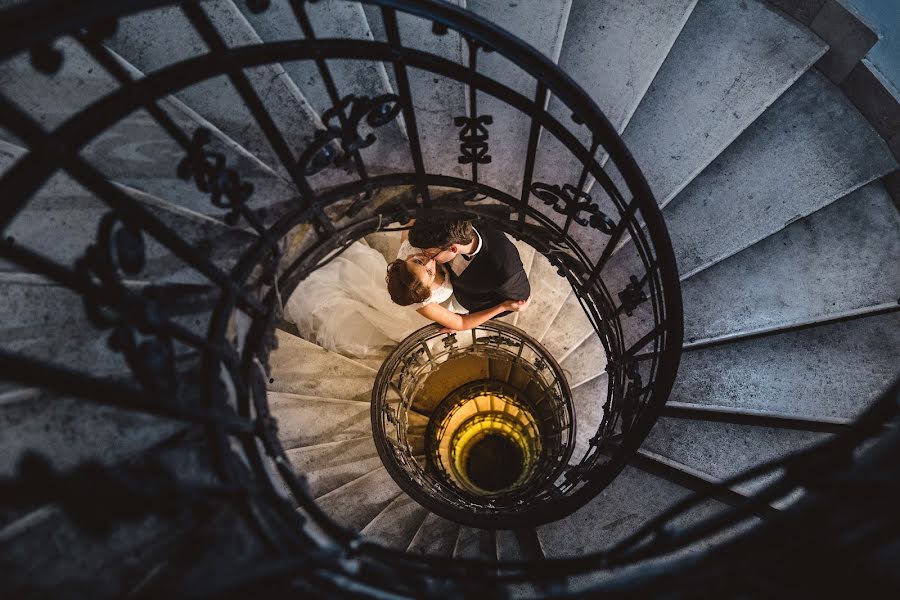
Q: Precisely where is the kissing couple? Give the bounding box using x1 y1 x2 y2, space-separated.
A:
285 217 532 358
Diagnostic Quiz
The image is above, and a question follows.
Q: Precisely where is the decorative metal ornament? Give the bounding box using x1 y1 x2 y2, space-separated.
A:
298 94 402 176
177 128 254 226
529 182 617 234
454 114 493 165
618 275 648 317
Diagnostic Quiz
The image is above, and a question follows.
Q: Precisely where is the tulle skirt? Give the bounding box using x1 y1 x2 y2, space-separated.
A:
284 242 432 357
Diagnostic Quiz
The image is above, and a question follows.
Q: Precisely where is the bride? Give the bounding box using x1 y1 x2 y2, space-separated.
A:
284 223 529 358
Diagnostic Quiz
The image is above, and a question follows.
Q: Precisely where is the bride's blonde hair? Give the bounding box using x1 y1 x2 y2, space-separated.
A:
386 259 431 306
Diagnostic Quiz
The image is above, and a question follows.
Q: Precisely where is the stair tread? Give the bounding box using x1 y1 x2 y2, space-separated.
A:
541 291 594 362
105 2 318 180
643 417 830 495
407 510 459 557
236 0 410 177
495 528 544 562
315 466 404 531
514 252 572 341
286 436 382 499
611 0 827 206
570 373 608 463
268 329 377 401
360 493 429 551
267 391 372 448
454 526 495 560
559 334 608 389
681 180 900 344
536 464 726 558
662 69 897 279
674 312 900 421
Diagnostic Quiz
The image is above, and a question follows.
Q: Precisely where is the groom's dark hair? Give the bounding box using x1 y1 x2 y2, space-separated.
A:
408 218 475 250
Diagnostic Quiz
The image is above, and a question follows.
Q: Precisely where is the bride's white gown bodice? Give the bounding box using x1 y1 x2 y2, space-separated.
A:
285 239 452 357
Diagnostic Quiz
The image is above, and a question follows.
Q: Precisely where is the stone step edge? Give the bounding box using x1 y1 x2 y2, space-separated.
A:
274 329 379 374
359 491 428 539
661 402 853 431
102 43 287 182
267 390 373 406
683 301 899 350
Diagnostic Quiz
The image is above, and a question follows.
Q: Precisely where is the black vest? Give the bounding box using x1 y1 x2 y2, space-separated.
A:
449 224 531 312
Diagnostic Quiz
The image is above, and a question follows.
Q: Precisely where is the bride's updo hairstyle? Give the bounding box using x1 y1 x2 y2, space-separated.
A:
386 259 431 306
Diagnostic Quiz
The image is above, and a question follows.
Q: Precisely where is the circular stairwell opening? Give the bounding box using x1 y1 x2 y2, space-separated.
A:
372 320 575 527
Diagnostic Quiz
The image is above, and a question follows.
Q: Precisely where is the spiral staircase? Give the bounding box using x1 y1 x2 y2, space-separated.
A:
1 0 899 597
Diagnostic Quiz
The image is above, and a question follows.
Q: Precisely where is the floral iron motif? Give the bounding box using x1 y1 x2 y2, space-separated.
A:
617 275 648 317
298 93 402 176
177 128 254 226
529 182 617 234
454 115 493 165
75 212 176 394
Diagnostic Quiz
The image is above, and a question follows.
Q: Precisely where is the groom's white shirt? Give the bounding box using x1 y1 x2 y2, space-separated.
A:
449 227 483 277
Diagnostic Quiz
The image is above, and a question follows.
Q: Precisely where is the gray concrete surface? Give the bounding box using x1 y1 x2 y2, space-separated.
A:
407 511 459 556
608 0 826 206
536 465 725 557
570 373 608 461
454 526 495 559
541 291 595 361
559 333 608 388
673 312 900 420
235 0 411 176
642 417 829 493
286 436 383 498
515 251 572 340
361 493 429 550
315 466 403 530
267 392 373 447
105 1 320 178
269 329 377 401
663 70 896 279
682 180 900 343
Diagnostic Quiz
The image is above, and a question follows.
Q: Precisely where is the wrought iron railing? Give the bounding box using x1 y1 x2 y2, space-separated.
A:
3 0 889 596
371 321 574 527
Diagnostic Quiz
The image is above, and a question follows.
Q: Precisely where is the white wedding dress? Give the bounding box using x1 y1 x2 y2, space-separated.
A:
284 239 455 358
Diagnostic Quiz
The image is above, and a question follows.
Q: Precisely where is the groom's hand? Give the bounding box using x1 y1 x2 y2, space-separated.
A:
505 297 531 312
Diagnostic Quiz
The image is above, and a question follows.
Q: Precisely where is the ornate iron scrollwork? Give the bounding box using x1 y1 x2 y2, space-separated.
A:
75 213 177 394
617 275 648 317
454 115 492 165
529 182 617 234
177 128 254 226
298 94 402 176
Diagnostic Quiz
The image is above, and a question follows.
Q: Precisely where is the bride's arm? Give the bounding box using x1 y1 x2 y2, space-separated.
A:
417 298 529 331
400 218 415 243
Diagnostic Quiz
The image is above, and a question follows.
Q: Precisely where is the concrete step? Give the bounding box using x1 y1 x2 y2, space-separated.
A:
495 528 544 561
268 329 377 401
315 466 404 530
286 436 382 499
364 230 402 264
266 392 372 448
462 0 572 198
569 373 608 462
0 434 225 598
532 0 697 209
536 464 725 558
363 1 468 181
360 493 429 551
606 0 827 206
674 312 900 421
661 70 897 279
506 234 535 327
0 276 207 394
642 417 830 495
0 39 293 219
0 144 257 285
235 0 410 179
541 291 594 363
514 252 571 341
407 510 459 556
0 388 182 480
454 526 495 560
105 1 319 180
682 180 900 344
559 333 607 389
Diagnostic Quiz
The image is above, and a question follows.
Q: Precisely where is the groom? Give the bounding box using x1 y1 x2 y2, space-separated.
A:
409 218 531 314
